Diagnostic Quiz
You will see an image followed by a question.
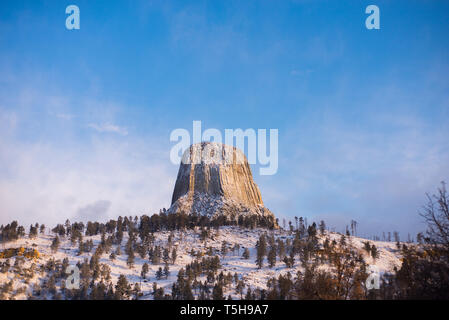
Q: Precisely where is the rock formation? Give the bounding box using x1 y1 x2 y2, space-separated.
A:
168 142 277 227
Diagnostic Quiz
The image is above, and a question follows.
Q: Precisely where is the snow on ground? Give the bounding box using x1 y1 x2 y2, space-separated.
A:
326 232 403 274
0 226 405 300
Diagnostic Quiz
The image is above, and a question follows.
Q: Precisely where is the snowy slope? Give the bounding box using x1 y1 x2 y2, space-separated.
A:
0 226 405 300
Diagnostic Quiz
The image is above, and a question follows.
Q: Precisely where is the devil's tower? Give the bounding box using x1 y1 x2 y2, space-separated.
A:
168 142 277 228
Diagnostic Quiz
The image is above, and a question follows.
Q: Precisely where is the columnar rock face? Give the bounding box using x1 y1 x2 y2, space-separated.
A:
168 142 277 226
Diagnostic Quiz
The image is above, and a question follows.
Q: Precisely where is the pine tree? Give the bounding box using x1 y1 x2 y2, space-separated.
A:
50 236 60 253
127 249 135 269
151 246 161 265
221 241 228 257
163 247 170 265
29 224 38 239
47 275 56 295
182 281 194 300
171 247 177 264
141 263 149 279
115 274 131 300
233 243 240 256
371 244 379 261
255 234 267 269
242 248 250 259
132 283 141 300
236 280 245 299
105 283 115 300
154 286 165 300
363 241 371 254
212 283 224 300
101 264 111 282
277 239 286 260
156 267 163 280
17 225 25 238
245 287 253 300
319 220 326 234
283 250 295 268
163 264 170 279
268 245 276 268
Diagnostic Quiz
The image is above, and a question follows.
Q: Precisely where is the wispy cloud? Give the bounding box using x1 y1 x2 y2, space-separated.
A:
55 113 75 120
0 82 175 226
259 76 449 238
0 122 176 226
88 122 129 136
76 200 111 222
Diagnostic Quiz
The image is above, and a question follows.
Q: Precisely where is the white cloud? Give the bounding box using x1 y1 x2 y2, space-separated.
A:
88 122 129 136
0 134 177 226
0 105 177 227
76 200 112 222
0 71 180 227
260 111 449 237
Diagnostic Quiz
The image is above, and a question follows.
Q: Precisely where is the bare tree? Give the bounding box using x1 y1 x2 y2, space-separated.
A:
420 181 449 255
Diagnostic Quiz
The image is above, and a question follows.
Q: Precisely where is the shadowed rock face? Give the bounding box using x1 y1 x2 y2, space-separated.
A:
168 142 276 224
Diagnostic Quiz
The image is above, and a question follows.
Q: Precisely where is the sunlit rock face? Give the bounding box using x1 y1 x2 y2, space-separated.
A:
168 142 277 227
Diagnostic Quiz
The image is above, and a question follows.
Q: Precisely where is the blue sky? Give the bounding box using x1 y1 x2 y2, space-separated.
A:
1 0 448 238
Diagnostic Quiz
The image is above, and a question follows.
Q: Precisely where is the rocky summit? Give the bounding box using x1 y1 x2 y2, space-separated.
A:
168 142 277 227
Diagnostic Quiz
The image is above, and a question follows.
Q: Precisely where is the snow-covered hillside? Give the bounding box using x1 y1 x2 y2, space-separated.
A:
0 226 406 300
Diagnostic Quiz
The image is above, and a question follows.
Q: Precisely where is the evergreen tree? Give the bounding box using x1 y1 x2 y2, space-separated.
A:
371 244 379 261
141 263 149 279
277 239 286 260
233 244 240 256
268 245 277 268
132 283 142 300
171 247 177 264
163 264 170 279
242 248 250 259
126 249 135 269
319 220 326 234
50 236 60 253
156 267 163 280
221 241 228 257
151 246 161 265
115 274 131 300
163 248 170 265
283 250 295 268
182 281 194 300
29 224 38 239
255 234 267 269
153 286 165 300
245 287 253 300
363 241 372 254
17 225 25 238
236 280 245 299
212 283 224 300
